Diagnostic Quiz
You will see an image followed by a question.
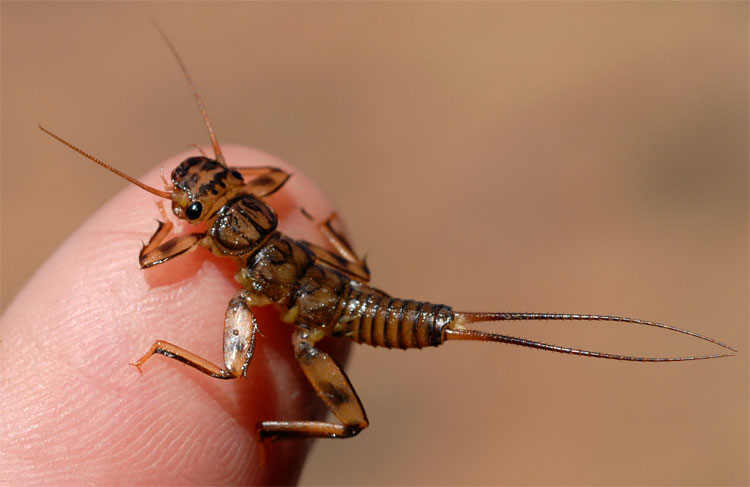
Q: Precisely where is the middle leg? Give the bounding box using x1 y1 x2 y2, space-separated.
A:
300 211 371 282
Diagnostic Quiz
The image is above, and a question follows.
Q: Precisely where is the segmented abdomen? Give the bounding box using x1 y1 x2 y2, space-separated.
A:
336 287 454 349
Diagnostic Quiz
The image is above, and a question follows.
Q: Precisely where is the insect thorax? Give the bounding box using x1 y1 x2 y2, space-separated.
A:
209 194 278 256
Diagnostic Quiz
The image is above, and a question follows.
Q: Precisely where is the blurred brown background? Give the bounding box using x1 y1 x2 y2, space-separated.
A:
2 2 747 485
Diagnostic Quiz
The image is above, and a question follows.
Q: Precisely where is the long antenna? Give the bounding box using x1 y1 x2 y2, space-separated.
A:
39 125 172 199
153 22 226 165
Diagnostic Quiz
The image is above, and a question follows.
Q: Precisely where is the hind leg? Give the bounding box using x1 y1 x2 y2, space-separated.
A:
260 328 368 439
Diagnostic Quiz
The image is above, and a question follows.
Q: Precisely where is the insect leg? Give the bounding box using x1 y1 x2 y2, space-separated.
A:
301 211 371 282
140 203 174 255
139 230 207 269
130 290 259 379
319 213 368 270
232 166 291 198
231 166 286 179
260 329 369 439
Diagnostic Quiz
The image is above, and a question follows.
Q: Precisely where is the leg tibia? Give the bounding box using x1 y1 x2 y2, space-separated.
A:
259 329 369 440
131 290 260 379
130 340 236 379
260 421 364 439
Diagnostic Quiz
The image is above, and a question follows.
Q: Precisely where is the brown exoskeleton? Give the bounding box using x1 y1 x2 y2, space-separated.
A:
40 31 735 442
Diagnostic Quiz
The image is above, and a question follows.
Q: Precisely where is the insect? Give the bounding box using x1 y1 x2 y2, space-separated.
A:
40 31 734 442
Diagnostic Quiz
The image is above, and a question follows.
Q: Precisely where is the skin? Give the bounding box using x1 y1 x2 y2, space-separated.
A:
0 145 351 485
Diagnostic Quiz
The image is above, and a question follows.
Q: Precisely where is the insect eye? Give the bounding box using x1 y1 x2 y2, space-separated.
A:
186 201 203 220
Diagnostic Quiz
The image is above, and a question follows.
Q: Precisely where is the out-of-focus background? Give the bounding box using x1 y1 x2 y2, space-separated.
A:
2 3 747 485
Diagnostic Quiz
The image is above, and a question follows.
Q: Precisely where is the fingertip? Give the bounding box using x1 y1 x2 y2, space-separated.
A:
1 144 350 484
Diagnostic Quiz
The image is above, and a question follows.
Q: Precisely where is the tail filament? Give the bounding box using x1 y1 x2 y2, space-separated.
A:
447 311 735 361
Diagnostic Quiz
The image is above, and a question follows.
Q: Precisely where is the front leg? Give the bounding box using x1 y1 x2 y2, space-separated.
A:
139 232 206 269
138 202 206 269
232 166 291 198
140 202 174 255
131 290 261 379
